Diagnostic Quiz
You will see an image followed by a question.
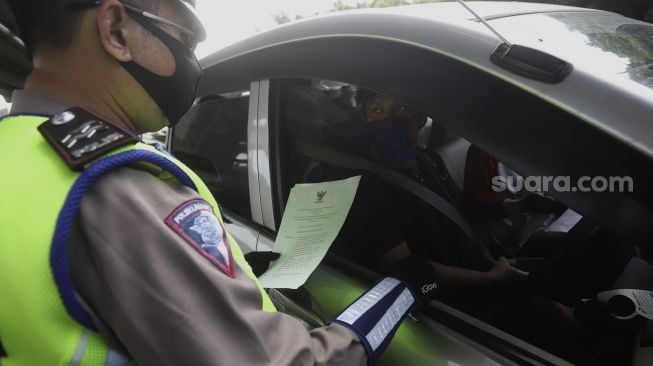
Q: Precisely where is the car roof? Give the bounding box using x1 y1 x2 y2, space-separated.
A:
201 2 653 157
317 1 598 23
201 1 653 162
202 1 600 61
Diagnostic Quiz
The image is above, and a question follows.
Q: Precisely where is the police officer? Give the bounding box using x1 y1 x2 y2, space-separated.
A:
0 1 440 365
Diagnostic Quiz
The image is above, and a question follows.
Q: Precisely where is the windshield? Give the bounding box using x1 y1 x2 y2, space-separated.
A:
491 12 653 89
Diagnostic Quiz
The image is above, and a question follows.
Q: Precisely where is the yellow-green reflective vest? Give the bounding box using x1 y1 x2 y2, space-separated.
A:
0 114 275 365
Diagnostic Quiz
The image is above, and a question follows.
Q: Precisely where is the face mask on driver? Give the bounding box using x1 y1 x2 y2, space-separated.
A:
120 14 202 126
366 116 416 169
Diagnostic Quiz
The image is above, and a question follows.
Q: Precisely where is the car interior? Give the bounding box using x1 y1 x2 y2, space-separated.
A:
269 77 653 365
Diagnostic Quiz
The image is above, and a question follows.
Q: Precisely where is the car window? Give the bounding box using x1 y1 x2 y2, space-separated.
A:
275 77 459 271
273 79 359 210
275 78 473 269
271 77 639 365
172 93 252 220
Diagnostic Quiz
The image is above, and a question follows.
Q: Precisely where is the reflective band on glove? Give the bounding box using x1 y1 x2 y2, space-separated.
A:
330 277 416 364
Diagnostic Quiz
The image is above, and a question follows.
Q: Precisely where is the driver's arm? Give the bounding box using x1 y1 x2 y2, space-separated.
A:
378 242 526 289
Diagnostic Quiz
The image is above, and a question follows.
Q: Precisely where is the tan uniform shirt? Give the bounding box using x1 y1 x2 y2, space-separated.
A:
11 90 366 366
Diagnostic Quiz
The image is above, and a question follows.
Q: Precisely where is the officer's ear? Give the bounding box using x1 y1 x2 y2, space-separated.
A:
96 0 133 62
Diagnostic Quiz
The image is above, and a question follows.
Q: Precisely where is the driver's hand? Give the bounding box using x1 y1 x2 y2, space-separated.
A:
490 257 528 284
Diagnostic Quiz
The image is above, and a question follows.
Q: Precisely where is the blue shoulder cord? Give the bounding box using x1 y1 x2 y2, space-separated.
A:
50 149 198 330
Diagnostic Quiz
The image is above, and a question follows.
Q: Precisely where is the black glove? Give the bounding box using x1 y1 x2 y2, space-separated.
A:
389 255 444 305
244 251 281 277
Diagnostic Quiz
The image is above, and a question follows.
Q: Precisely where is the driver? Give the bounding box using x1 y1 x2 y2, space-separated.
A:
318 89 527 293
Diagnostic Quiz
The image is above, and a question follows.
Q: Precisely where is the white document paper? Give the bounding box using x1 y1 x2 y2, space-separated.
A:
258 176 361 289
545 209 583 233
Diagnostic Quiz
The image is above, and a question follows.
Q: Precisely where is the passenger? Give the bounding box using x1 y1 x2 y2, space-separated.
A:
464 144 565 258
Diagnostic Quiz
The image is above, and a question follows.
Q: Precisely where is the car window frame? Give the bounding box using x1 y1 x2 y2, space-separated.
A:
265 76 573 366
168 82 275 253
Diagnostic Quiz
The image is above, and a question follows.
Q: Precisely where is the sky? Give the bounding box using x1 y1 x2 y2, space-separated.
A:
194 0 362 58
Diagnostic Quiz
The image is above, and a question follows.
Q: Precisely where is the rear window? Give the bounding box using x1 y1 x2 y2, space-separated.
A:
492 12 653 89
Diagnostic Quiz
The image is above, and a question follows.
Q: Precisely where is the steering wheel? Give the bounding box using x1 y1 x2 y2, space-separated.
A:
526 216 637 307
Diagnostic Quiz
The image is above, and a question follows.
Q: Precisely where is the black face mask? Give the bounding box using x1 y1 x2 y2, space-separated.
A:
121 14 202 126
366 116 415 169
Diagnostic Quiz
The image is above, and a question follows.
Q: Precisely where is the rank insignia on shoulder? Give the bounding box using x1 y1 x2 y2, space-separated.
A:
38 107 139 171
165 199 236 278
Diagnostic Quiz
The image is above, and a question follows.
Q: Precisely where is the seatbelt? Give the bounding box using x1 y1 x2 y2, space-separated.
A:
295 140 480 242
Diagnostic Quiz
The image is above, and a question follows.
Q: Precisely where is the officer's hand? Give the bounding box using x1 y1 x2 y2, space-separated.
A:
244 251 281 277
389 255 444 305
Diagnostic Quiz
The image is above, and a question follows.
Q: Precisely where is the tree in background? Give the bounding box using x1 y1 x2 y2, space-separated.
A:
516 0 653 22
275 0 441 24
274 0 652 25
326 0 448 11
273 12 292 25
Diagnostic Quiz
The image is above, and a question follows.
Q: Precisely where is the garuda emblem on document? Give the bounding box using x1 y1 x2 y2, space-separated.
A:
316 190 327 203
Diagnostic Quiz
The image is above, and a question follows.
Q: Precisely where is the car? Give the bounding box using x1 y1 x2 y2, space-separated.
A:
0 1 30 102
170 2 653 365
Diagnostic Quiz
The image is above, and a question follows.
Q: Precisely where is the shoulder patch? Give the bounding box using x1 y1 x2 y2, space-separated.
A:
165 199 235 278
38 107 139 171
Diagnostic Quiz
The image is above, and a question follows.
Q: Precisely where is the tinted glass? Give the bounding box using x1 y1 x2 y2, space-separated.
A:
173 95 251 219
492 12 653 89
278 79 475 273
